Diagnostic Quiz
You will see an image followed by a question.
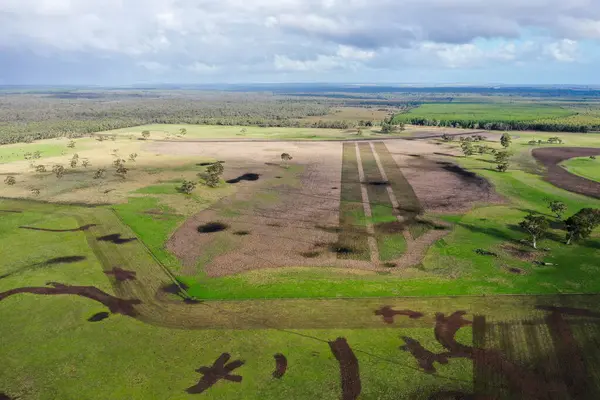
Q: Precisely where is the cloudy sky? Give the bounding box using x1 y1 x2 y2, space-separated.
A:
1 0 599 85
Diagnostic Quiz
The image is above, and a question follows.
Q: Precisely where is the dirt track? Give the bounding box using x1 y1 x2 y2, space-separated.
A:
532 147 600 199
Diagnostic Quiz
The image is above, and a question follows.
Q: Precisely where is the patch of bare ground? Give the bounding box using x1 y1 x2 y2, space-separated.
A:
532 147 600 199
500 243 538 262
384 139 504 213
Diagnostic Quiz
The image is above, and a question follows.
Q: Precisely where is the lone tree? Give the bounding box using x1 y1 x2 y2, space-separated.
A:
205 161 224 188
496 162 509 172
141 130 150 140
500 133 512 148
82 159 90 168
31 188 40 196
70 154 79 168
67 140 76 148
178 180 197 194
129 153 138 162
356 127 363 136
548 200 567 219
461 141 474 157
281 153 293 166
4 176 16 185
179 128 187 136
564 208 600 245
494 150 510 164
519 213 549 249
93 168 106 179
52 164 65 179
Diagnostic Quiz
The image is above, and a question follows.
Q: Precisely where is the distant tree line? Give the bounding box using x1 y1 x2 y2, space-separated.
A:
395 117 591 133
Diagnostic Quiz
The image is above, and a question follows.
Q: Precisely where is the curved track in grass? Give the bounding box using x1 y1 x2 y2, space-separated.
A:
532 147 600 199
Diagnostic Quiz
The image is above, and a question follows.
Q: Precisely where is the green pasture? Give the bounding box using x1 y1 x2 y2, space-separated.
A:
561 156 600 183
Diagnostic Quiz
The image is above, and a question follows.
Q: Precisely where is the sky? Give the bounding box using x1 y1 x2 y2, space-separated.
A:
1 0 600 85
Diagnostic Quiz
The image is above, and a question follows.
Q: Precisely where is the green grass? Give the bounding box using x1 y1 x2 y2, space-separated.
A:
0 141 84 163
394 103 574 123
561 156 600 183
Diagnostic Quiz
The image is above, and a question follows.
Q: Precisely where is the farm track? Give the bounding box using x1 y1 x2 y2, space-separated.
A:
532 147 600 199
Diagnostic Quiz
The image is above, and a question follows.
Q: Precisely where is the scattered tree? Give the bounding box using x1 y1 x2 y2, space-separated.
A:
178 180 197 194
281 153 293 167
52 164 65 178
67 140 76 148
116 164 128 178
82 159 90 168
494 151 510 164
110 135 117 141
35 164 47 173
441 133 454 142
460 141 474 157
179 128 187 136
519 213 549 249
113 158 126 168
356 127 363 136
93 168 106 179
528 140 538 145
204 173 220 188
129 153 138 162
537 139 544 145
33 151 41 159
548 136 563 144
240 128 247 134
548 200 567 219
4 176 16 185
500 133 512 148
564 208 600 245
31 188 40 196
70 154 79 168
96 135 106 142
590 155 597 160
141 130 150 140
397 122 406 132
205 161 224 188
23 152 33 160
496 162 509 172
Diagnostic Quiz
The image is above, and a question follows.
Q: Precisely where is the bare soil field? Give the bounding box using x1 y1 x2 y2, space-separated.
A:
157 139 504 277
384 141 505 213
532 147 600 199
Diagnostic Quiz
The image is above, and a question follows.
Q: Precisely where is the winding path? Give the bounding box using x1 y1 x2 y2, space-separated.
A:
532 147 600 199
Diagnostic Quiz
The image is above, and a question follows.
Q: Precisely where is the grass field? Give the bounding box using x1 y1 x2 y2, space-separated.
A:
561 156 600 183
2 124 600 399
394 103 575 122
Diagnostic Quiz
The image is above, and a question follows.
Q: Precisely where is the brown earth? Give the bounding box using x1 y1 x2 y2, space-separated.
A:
328 337 361 400
532 147 600 199
272 353 287 379
0 282 141 317
385 140 505 213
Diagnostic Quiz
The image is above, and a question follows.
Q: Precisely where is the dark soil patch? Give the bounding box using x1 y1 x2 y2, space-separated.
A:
103 189 115 194
46 256 86 265
383 262 397 268
267 223 282 227
162 281 190 296
0 392 15 400
187 353 244 395
375 306 424 324
500 244 537 262
328 338 361 400
20 224 97 232
197 222 229 233
272 353 288 379
400 336 448 373
88 311 110 322
0 282 141 317
233 231 250 236
97 233 137 244
197 161 226 166
331 186 338 189
532 147 600 198
300 251 321 258
365 180 389 186
226 173 260 184
329 243 356 255
506 267 525 275
275 176 282 179
104 267 137 281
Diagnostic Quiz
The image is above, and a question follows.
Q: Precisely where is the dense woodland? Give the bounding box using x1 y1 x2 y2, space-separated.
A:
2 87 600 144
0 92 360 144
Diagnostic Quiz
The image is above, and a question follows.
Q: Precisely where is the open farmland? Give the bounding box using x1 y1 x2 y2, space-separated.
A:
2 118 600 400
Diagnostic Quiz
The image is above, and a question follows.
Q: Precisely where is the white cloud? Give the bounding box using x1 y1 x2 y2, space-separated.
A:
337 45 375 60
544 39 579 62
274 54 342 71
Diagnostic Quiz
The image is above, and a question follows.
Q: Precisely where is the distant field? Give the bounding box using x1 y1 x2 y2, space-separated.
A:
561 156 600 183
395 103 574 122
102 124 394 140
299 106 394 122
